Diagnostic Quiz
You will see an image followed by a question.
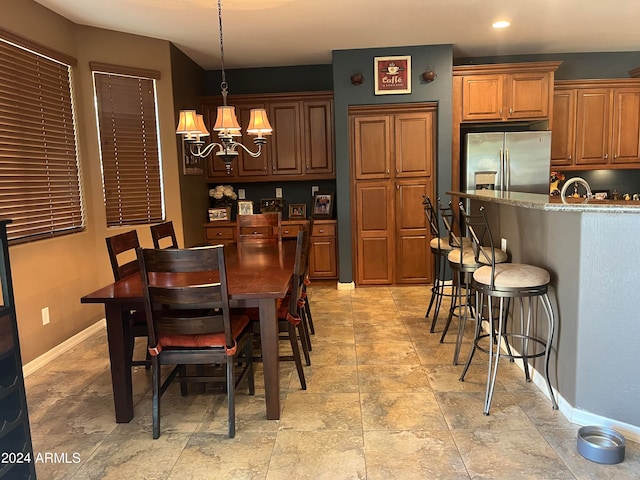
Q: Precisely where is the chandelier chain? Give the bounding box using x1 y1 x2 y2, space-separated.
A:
217 0 228 104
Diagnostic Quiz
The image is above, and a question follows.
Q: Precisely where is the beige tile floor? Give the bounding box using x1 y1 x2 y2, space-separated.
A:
25 284 639 479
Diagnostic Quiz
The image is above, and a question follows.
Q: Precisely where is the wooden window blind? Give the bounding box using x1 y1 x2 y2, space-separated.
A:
93 71 163 227
0 33 83 243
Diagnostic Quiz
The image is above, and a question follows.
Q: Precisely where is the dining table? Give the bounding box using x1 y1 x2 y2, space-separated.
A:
81 239 296 423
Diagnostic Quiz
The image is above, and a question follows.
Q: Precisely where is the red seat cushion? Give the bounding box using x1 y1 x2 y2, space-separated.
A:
240 295 301 325
149 314 249 356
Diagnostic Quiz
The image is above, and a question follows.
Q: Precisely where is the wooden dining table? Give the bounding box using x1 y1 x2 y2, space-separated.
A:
81 239 296 423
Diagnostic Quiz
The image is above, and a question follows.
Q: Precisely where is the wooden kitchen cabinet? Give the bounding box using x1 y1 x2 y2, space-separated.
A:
350 103 435 285
456 62 561 122
203 222 236 245
203 219 337 279
309 220 337 279
202 91 334 182
552 80 640 169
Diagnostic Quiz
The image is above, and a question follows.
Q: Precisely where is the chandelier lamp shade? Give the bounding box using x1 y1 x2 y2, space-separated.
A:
175 0 272 174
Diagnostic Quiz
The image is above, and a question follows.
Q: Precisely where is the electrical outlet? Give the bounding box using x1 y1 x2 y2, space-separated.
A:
41 306 50 325
238 188 246 200
311 185 319 196
275 187 283 198
501 238 507 252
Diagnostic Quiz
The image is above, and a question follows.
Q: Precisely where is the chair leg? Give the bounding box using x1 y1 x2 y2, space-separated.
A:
300 305 313 353
288 323 306 390
484 296 505 415
440 267 459 343
540 293 559 410
425 253 439 321
304 294 315 335
151 356 161 439
244 338 255 395
227 359 236 438
298 321 311 366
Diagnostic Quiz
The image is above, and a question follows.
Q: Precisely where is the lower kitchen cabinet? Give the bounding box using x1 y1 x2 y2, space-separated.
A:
203 219 337 280
309 220 337 280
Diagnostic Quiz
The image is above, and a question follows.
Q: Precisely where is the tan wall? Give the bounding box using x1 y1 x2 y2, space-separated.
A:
1 0 184 363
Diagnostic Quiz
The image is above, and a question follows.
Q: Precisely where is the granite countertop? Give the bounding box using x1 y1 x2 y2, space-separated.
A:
447 190 640 214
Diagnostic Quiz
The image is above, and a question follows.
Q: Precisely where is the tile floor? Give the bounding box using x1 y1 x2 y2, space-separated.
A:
25 284 639 479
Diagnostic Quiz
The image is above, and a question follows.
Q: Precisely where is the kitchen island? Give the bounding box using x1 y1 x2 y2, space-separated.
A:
448 190 640 441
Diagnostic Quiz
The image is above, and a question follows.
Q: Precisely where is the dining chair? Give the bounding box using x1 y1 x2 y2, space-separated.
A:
236 212 282 242
150 220 178 249
298 218 314 354
136 244 255 438
105 230 150 368
240 226 310 389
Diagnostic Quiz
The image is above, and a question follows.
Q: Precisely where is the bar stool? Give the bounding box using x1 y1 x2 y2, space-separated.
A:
440 201 508 365
458 204 558 415
422 196 454 332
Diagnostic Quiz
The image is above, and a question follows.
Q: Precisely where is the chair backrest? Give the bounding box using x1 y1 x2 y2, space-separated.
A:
438 200 464 249
236 212 282 242
422 195 440 238
136 245 234 351
150 221 178 249
106 230 140 281
286 226 310 317
458 202 494 268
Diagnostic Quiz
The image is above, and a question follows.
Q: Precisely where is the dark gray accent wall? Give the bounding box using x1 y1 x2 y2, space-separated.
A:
204 64 333 95
332 44 453 283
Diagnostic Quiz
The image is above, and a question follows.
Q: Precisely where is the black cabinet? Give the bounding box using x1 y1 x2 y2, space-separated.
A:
0 220 36 479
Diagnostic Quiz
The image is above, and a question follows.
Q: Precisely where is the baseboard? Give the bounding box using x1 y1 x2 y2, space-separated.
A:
22 318 106 377
337 281 355 290
482 320 640 443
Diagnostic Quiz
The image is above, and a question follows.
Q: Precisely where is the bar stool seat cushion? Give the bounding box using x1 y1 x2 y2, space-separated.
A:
448 247 507 267
474 263 550 289
430 236 455 252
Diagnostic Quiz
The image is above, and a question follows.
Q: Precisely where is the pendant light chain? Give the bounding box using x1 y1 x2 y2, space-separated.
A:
218 0 228 105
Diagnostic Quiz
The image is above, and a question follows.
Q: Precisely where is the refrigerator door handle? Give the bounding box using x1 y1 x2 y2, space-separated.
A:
499 148 504 190
505 148 510 191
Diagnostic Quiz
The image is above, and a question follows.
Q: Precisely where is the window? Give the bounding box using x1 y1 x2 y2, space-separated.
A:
0 29 83 243
92 65 163 227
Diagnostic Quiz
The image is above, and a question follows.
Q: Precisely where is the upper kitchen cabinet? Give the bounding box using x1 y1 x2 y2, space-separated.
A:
552 79 640 169
455 62 561 122
202 91 334 182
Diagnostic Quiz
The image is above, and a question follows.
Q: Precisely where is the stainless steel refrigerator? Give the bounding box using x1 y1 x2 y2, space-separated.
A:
463 131 551 194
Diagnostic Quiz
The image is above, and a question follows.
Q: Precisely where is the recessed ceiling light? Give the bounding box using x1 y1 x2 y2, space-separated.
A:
492 20 511 29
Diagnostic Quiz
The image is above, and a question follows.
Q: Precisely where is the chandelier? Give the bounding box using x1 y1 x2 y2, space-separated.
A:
175 0 272 174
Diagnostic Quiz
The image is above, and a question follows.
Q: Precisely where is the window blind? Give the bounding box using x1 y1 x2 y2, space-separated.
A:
0 33 83 243
93 71 163 227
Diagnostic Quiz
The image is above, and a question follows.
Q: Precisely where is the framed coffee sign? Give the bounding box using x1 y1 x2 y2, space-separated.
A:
374 55 411 95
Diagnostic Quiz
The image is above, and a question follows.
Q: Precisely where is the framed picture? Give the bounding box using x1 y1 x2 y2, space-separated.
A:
374 55 411 95
237 200 254 215
259 198 284 213
591 190 610 200
313 192 334 219
288 203 307 219
208 207 229 221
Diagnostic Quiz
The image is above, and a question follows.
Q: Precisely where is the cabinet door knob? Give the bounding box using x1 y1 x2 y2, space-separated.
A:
604 154 608 160
217 232 222 236
568 155 572 161
509 108 513 114
613 153 618 159
318 229 324 233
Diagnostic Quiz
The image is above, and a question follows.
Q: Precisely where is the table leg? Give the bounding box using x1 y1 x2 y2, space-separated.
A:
105 303 134 423
258 298 280 420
